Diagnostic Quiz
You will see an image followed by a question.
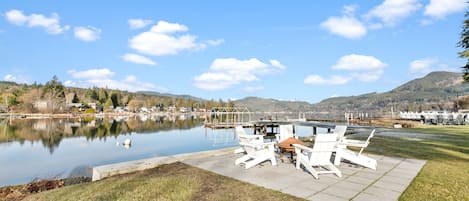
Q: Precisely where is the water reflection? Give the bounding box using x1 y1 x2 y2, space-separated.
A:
0 114 247 187
0 115 322 187
0 115 203 154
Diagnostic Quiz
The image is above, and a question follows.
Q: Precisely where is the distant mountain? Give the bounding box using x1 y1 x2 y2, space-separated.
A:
233 97 314 112
392 71 463 93
137 91 206 102
234 71 469 117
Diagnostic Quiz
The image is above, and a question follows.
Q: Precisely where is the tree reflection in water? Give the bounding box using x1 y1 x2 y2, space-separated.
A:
0 115 204 153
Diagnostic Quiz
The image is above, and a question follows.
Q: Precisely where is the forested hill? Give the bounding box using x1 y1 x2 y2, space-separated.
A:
0 77 230 113
2 71 468 114
235 71 469 114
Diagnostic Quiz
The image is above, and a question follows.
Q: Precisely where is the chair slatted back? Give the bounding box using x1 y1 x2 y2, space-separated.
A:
309 133 337 166
239 135 268 157
358 129 375 155
334 125 348 141
235 125 247 135
278 124 294 142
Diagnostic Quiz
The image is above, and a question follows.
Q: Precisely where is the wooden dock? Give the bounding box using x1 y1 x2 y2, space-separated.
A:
204 122 253 129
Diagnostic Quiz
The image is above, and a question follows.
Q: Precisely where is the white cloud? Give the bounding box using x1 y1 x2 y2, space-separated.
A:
244 86 265 93
351 70 385 82
2 74 29 83
304 54 387 86
343 5 358 16
4 9 70 34
366 0 421 26
5 10 28 25
304 75 351 85
65 69 166 92
424 0 467 19
409 58 456 76
122 53 156 66
332 54 388 71
409 58 437 74
3 74 17 82
129 20 222 56
321 16 367 39
130 31 196 55
320 5 367 39
67 68 115 79
206 39 224 46
194 58 285 90
270 59 286 70
128 19 153 29
123 75 137 82
74 26 101 41
150 21 188 33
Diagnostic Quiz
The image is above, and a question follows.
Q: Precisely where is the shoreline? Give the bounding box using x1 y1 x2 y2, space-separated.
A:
0 111 208 120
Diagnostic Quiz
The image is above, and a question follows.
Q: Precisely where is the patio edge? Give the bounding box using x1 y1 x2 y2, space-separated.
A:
92 147 237 181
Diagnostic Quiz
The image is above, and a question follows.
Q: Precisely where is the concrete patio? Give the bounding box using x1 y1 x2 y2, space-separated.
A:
183 151 426 201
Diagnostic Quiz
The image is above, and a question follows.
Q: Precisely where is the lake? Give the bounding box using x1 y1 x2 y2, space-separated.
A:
0 115 319 187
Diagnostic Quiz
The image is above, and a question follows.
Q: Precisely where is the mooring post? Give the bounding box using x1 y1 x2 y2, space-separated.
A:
327 128 331 133
313 127 317 135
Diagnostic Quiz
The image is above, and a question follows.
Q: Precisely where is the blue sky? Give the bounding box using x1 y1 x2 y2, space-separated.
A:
0 0 467 103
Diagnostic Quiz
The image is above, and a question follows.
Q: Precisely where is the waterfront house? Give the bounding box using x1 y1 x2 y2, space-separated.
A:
33 100 52 110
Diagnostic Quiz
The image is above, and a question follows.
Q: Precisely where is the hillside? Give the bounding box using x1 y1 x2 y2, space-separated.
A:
235 71 469 117
0 77 227 113
233 97 314 112
137 91 205 102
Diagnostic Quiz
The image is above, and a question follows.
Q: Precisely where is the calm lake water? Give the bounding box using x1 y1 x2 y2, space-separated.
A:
0 115 319 187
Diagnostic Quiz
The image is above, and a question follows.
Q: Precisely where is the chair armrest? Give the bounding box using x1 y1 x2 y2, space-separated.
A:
238 134 263 139
292 143 313 153
340 139 368 147
240 141 275 149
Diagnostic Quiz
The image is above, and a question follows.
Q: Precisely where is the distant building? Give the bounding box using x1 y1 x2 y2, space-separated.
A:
33 121 48 130
139 107 149 113
65 93 82 108
114 106 125 113
167 105 176 112
88 103 97 109
34 100 52 110
180 107 190 113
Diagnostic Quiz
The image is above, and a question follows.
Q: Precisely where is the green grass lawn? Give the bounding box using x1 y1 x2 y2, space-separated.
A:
365 125 469 201
19 162 303 201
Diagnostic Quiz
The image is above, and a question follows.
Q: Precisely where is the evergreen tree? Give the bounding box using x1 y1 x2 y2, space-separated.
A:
458 10 469 82
72 93 80 103
98 89 108 104
43 75 65 98
85 88 99 101
110 93 120 107
104 98 113 111
42 75 65 111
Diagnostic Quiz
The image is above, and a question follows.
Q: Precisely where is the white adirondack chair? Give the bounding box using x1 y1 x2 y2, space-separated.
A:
234 126 263 154
275 124 297 143
333 125 348 140
235 134 277 169
335 129 377 170
293 133 342 179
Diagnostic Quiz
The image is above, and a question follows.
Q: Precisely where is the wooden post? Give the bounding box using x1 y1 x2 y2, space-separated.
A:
313 127 317 135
